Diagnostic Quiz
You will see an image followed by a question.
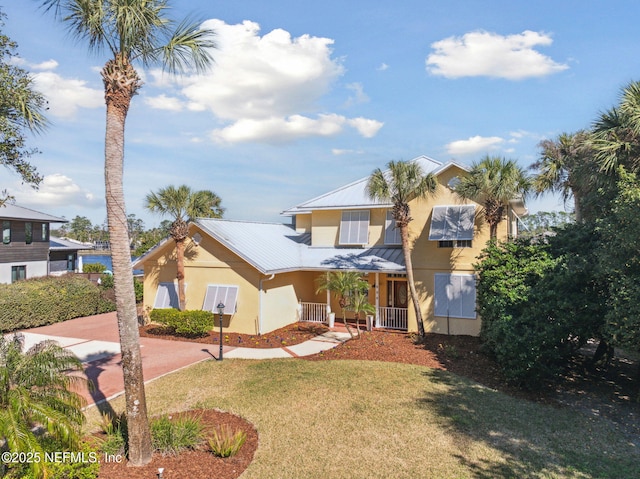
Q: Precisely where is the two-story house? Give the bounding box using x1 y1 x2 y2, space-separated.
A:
135 155 525 336
0 204 68 283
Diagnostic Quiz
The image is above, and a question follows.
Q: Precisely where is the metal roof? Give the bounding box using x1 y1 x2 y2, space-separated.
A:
49 236 92 251
0 204 67 223
281 155 446 215
192 218 405 275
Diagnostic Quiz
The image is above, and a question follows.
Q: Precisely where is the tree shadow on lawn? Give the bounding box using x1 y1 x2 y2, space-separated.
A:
417 369 640 479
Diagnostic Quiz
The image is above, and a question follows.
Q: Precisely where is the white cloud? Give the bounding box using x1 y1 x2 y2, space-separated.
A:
211 114 347 144
144 94 184 111
426 30 568 80
446 135 505 155
168 19 382 143
348 117 384 138
377 63 389 71
332 148 364 155
345 82 369 106
13 174 100 208
31 59 59 71
33 71 103 118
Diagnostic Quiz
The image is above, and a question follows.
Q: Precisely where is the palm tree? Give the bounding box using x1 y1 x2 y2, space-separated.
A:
531 131 595 222
316 271 370 339
455 156 530 240
366 160 437 338
591 81 640 175
145 185 224 310
40 0 215 465
347 289 376 338
0 335 86 479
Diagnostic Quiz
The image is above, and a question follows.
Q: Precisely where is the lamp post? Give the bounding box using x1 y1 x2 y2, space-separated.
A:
217 302 225 361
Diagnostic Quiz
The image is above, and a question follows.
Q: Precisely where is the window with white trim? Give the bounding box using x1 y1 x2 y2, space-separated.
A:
384 210 401 245
153 282 183 309
339 210 370 245
202 285 239 315
434 273 476 319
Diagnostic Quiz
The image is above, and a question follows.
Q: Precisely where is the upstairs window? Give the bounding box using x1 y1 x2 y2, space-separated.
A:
429 205 475 242
25 222 32 245
339 210 370 245
384 210 401 245
2 221 10 244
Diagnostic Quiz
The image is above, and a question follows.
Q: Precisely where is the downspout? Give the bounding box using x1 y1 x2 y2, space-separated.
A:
258 273 276 335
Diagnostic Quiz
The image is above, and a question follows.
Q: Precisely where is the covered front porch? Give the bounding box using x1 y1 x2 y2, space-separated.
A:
298 272 409 331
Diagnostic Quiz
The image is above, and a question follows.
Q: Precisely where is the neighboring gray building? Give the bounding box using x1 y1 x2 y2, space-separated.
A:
49 236 90 275
0 204 67 283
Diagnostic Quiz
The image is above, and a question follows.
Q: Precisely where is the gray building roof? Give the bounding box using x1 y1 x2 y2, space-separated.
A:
281 155 466 215
0 203 67 223
191 218 406 275
49 236 91 251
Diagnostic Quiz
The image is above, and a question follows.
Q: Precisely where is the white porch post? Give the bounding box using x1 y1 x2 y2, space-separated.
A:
375 272 380 327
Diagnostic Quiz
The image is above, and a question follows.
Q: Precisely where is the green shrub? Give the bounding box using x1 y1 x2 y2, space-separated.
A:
99 273 114 289
475 234 604 387
133 277 144 303
150 309 214 337
207 425 247 458
151 415 203 455
0 275 116 332
82 262 106 273
98 412 127 457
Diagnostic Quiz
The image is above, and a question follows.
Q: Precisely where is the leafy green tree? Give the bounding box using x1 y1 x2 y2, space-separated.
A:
0 10 47 205
133 220 171 257
596 169 640 359
41 0 215 466
68 215 93 243
366 160 437 337
145 185 223 310
455 156 531 239
316 271 370 339
0 335 86 479
127 213 145 249
519 210 574 237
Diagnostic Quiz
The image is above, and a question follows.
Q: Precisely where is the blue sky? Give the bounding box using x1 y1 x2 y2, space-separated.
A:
3 1 640 228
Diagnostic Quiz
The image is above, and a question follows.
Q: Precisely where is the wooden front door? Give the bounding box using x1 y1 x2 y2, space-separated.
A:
388 280 408 308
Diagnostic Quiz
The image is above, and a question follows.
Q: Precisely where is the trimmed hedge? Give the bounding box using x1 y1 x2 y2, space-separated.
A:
150 309 215 337
0 275 116 332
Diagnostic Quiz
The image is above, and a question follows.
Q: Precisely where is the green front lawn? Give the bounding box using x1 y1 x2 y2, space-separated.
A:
86 359 639 479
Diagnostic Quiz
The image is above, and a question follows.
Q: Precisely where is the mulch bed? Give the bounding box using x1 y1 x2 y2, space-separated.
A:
139 321 329 348
95 409 258 479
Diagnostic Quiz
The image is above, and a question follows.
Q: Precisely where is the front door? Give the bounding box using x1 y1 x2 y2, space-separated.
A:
394 281 408 308
388 280 408 308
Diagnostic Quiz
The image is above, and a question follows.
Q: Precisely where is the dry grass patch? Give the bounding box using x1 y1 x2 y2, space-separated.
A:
85 359 640 479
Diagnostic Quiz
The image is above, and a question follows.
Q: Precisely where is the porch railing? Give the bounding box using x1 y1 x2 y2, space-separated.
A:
299 302 327 323
376 307 408 331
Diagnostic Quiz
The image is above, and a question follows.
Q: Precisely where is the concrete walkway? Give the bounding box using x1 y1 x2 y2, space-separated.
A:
13 312 350 407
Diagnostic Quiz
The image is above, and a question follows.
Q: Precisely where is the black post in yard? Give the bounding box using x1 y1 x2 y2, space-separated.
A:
217 302 225 360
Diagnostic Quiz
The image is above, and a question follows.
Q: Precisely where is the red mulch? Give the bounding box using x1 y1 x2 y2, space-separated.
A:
95 409 257 479
113 324 638 479
139 321 329 348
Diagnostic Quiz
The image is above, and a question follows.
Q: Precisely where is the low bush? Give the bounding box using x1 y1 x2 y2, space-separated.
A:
133 277 144 303
82 262 107 273
208 425 247 458
15 437 100 479
151 415 204 456
0 275 116 332
150 309 215 337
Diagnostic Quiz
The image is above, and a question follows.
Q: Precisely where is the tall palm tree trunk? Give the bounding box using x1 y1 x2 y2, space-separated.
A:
175 238 186 310
400 224 426 337
103 59 152 466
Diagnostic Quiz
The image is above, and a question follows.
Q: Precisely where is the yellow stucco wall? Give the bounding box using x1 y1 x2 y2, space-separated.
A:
142 225 303 335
